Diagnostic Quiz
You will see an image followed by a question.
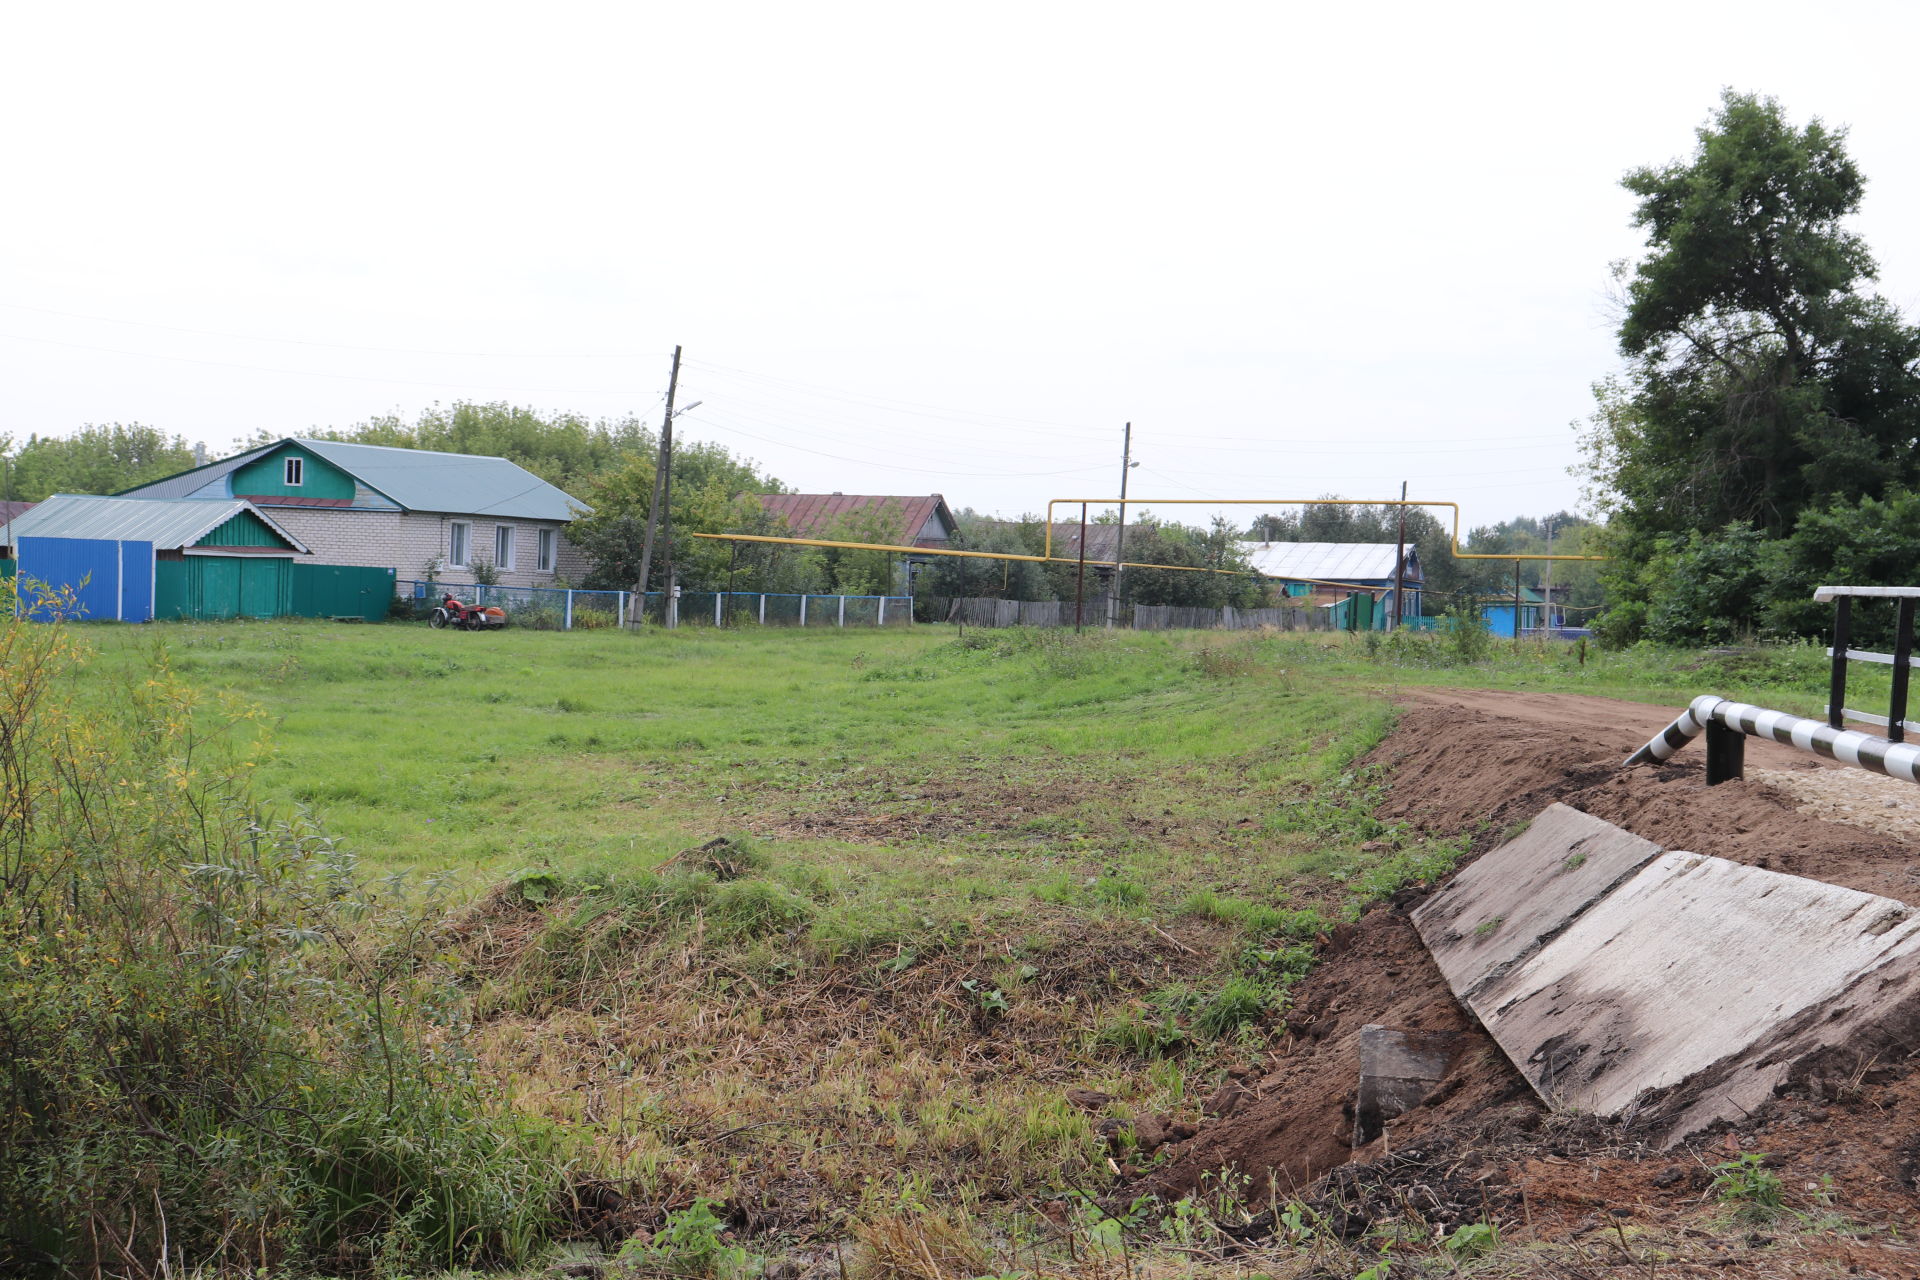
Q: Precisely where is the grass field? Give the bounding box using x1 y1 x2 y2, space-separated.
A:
58 619 1866 1273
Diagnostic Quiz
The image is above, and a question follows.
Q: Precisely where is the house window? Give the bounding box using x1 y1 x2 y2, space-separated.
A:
537 528 556 573
449 521 471 567
284 457 304 486
494 525 516 570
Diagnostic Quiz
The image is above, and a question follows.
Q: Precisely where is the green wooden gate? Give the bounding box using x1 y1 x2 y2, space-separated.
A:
289 563 394 621
155 559 392 621
155 557 292 620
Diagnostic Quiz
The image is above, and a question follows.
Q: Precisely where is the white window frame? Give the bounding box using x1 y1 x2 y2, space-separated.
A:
284 456 304 486
536 527 556 573
494 524 516 570
448 521 471 568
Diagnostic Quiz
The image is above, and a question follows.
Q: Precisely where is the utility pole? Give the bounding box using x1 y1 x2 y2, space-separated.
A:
1392 480 1408 630
1108 422 1133 629
634 345 682 626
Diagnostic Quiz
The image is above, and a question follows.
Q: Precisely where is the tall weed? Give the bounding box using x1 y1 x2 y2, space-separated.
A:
0 600 559 1279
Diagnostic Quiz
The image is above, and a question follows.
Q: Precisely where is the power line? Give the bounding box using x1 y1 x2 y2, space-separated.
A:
0 329 635 397
0 300 643 359
689 412 1111 478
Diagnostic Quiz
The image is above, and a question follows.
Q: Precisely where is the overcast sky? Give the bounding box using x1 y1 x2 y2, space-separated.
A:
5 2 1920 536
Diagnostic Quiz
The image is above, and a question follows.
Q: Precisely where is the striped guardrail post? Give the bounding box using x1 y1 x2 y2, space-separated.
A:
1626 694 1920 785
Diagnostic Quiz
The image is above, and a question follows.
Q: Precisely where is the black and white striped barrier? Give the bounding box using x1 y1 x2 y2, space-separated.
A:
1625 693 1920 784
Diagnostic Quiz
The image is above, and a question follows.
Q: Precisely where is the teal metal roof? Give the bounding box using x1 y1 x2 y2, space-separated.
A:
1 495 309 552
119 438 588 521
294 439 584 519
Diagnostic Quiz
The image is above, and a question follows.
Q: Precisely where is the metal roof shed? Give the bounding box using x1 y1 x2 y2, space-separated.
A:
3 495 308 622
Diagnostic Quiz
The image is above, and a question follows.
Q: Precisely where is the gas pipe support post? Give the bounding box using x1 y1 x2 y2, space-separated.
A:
1074 502 1089 634
1829 595 1852 729
1890 598 1915 744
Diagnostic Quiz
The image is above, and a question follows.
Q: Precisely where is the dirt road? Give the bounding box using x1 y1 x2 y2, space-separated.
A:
1392 685 1831 773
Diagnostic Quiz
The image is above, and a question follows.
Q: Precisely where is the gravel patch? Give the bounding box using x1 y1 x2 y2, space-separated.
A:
1751 766 1920 846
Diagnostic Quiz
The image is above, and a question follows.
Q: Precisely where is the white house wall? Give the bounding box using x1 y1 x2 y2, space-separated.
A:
262 508 591 589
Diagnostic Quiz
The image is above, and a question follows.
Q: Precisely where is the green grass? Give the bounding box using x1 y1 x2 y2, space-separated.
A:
58 620 1475 1229
76 623 1404 888
59 617 1872 1269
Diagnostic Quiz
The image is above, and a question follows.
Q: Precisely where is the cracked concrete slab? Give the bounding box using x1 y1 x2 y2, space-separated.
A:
1414 806 1920 1145
1412 803 1662 1003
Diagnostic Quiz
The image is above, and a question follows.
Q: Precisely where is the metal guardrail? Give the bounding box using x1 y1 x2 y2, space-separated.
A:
1628 585 1920 784
1814 585 1919 742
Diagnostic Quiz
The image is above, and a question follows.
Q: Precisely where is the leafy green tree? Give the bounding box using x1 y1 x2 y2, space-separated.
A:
279 401 655 495
566 440 784 590
921 512 1055 600
1766 488 1920 643
1581 92 1920 642
1119 516 1262 608
801 504 911 596
1584 91 1920 561
3 424 197 501
1598 522 1779 647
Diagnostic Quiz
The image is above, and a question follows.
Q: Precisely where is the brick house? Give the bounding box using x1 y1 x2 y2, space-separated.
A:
118 439 592 589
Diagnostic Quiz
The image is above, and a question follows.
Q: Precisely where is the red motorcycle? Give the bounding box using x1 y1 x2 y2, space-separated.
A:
429 592 508 630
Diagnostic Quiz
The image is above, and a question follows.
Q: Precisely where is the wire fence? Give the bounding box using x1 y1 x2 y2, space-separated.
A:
397 581 913 630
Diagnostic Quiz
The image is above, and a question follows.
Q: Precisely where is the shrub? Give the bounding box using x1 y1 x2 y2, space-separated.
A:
0 603 560 1278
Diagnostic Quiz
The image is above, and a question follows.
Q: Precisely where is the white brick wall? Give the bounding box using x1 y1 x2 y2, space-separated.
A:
264 508 591 591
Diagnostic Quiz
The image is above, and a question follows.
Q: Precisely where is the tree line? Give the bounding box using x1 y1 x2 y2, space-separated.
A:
1581 91 1920 645
8 406 1599 614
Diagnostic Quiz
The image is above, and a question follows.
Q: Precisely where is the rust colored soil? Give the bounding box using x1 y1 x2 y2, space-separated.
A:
1138 689 1920 1272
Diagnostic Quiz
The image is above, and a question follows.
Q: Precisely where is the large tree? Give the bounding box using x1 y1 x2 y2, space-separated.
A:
2 424 197 501
1584 91 1920 542
566 439 785 591
277 401 654 495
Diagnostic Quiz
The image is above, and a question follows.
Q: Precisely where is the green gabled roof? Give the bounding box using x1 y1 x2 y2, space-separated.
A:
120 438 589 521
1 495 308 552
293 439 583 520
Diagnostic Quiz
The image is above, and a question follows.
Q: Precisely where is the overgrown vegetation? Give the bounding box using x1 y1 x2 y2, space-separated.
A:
0 593 560 1278
1583 91 1920 645
44 619 1888 1277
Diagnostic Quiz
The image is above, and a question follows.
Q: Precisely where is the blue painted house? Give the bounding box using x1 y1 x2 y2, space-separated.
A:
1480 585 1546 637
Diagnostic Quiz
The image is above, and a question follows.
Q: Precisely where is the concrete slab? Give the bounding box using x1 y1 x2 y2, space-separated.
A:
1352 1025 1460 1146
1411 803 1662 1003
1414 804 1920 1144
1472 853 1920 1138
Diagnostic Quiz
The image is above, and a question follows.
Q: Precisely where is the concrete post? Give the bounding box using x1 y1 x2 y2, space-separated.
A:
838 595 846 627
799 595 807 627
759 593 766 624
877 597 886 626
564 590 574 631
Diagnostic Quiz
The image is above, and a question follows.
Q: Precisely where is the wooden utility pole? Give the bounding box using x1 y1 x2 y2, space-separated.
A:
1392 480 1408 630
634 345 682 626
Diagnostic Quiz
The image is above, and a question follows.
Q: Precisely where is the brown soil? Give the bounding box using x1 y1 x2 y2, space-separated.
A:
1136 689 1920 1274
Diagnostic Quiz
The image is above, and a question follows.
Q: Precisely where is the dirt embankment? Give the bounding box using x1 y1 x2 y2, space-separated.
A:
1140 690 1920 1269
